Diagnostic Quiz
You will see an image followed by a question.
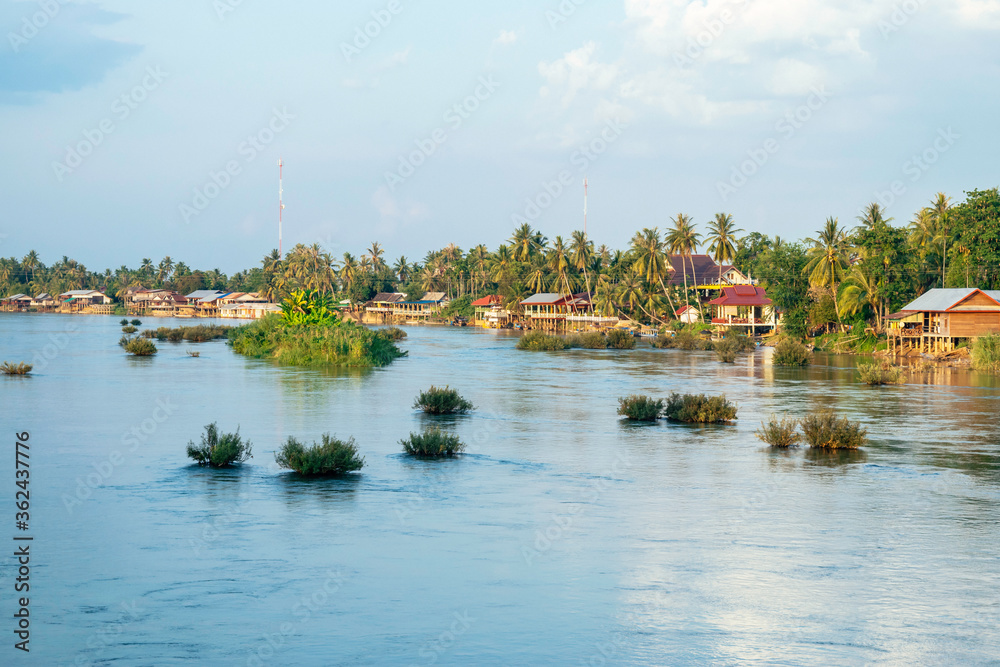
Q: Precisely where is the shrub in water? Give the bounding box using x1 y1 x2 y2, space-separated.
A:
773 337 812 366
972 334 1000 373
186 423 253 467
1 362 33 375
401 428 466 457
120 319 129 326
617 395 664 421
800 412 867 449
858 360 904 385
651 334 676 349
729 332 756 352
714 338 738 363
756 416 800 447
516 331 568 351
413 385 474 415
606 329 636 349
121 325 138 334
663 392 738 423
275 434 365 475
121 336 157 356
673 329 701 351
567 332 607 349
378 326 408 342
130 319 142 326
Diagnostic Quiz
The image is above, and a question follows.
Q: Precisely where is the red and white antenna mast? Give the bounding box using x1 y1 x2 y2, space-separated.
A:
278 158 285 258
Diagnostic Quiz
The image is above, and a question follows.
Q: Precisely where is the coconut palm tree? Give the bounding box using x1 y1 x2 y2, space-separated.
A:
569 230 594 298
21 250 40 284
367 242 385 269
547 236 575 296
156 256 174 285
705 213 743 286
838 265 883 331
804 217 851 318
488 245 516 286
929 192 952 287
856 202 893 232
510 224 546 262
629 228 677 315
393 256 410 284
666 214 702 315
339 252 358 292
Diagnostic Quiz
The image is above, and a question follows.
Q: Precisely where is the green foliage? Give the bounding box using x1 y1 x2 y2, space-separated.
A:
401 428 466 457
650 333 676 349
782 307 808 339
186 423 253 467
121 325 138 334
1 362 33 375
228 314 405 367
971 334 1000 372
440 295 474 319
673 329 702 350
142 325 230 342
857 360 905 385
281 289 339 327
950 188 1000 290
275 434 365 475
120 318 129 326
606 329 635 349
755 416 800 447
378 326 407 342
617 395 664 421
800 412 867 449
567 332 608 349
130 319 142 326
120 335 157 356
663 393 738 423
413 385 474 415
773 337 812 366
808 294 839 330
751 243 811 312
516 331 568 351
715 337 738 363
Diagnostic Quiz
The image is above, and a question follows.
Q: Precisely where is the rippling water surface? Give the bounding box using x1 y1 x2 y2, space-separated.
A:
2 314 999 666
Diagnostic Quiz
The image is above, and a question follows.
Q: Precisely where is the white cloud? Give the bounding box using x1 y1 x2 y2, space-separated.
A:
538 41 618 108
950 0 1000 28
494 29 519 45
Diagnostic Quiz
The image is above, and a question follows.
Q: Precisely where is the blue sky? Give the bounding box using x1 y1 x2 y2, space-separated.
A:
1 0 998 272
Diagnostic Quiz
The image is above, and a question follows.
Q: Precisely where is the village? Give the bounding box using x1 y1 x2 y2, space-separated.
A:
5 252 1000 358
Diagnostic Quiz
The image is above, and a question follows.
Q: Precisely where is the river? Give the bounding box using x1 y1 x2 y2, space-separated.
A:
1 314 999 665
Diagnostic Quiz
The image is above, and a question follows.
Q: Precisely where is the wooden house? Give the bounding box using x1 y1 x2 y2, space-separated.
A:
667 254 755 297
887 288 1000 355
706 285 777 335
32 293 55 311
391 292 451 321
521 292 594 331
364 292 407 323
2 294 32 312
58 290 112 313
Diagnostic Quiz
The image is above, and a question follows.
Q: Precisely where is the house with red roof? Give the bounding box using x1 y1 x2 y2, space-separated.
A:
471 295 513 328
705 285 778 334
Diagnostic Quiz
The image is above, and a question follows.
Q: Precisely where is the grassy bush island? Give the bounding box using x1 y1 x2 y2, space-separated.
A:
275 434 365 475
664 393 738 423
186 423 253 467
401 428 466 457
413 386 474 415
617 395 665 421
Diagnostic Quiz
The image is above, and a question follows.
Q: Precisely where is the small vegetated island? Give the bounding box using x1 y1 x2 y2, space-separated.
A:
228 289 406 367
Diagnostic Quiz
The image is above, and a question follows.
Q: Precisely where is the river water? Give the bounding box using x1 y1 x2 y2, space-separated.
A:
1 314 999 666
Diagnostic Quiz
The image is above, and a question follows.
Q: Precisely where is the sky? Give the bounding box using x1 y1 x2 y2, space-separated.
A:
1 0 999 274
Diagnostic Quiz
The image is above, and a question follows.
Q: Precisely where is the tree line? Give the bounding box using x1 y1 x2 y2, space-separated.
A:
3 188 998 335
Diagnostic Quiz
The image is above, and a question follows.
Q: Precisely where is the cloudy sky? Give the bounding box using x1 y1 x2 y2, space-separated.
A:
1 0 998 272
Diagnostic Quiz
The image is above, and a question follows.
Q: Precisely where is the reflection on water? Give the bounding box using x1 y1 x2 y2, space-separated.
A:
1 314 999 665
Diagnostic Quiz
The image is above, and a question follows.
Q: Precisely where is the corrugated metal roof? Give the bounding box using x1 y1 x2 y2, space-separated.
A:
471 295 501 306
521 293 566 305
185 290 227 301
421 292 447 302
901 288 980 312
706 285 771 306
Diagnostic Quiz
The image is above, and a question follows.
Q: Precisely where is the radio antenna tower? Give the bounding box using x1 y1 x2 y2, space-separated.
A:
278 158 285 258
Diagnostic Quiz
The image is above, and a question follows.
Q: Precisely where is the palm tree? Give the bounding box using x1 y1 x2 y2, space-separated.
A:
629 228 677 315
838 265 883 331
393 256 410 284
156 256 174 285
21 250 40 283
510 224 545 262
367 242 385 269
665 214 701 315
804 217 851 318
856 202 893 232
488 245 516 286
616 270 644 316
339 252 358 292
570 230 594 299
469 244 490 296
929 192 952 287
525 258 548 294
139 258 154 283
705 213 743 286
547 236 575 296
